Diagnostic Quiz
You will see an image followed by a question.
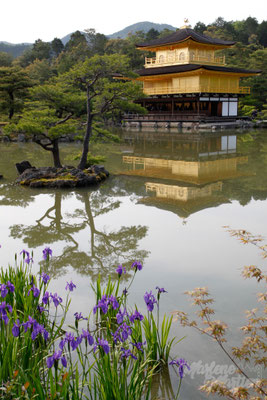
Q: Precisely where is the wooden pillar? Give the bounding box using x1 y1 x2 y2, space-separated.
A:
208 102 211 116
217 102 222 117
171 99 174 115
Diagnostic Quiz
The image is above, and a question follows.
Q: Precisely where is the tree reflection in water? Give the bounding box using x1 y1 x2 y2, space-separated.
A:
9 190 149 281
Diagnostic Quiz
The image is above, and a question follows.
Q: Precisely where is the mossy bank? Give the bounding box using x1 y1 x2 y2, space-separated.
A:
15 164 109 188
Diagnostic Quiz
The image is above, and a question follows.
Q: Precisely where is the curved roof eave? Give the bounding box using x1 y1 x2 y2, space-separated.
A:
136 28 236 48
136 64 261 77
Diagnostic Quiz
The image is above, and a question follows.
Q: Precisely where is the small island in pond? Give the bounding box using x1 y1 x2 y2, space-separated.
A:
15 161 109 188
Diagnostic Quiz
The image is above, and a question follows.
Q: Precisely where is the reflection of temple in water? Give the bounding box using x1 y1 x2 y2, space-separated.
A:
122 134 249 217
145 181 222 201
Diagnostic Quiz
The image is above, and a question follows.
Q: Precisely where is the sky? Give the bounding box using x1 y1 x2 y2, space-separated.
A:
1 0 266 43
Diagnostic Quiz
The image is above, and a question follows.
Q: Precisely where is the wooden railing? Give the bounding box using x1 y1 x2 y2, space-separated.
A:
124 113 208 122
143 86 250 95
145 55 226 68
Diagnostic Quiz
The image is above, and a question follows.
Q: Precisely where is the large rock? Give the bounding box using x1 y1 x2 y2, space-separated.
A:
16 160 35 174
17 134 26 142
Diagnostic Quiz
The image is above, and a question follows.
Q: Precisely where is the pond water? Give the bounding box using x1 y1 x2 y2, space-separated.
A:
0 128 267 399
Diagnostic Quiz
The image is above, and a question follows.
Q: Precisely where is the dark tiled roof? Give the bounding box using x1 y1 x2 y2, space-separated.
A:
137 28 235 47
136 64 261 76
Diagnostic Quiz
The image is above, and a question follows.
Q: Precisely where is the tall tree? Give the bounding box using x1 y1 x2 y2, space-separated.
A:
64 54 145 169
257 21 267 47
0 52 13 67
145 28 160 41
84 29 108 55
26 59 55 84
51 38 64 57
0 67 32 119
32 39 51 61
4 82 85 166
56 31 90 73
194 22 207 35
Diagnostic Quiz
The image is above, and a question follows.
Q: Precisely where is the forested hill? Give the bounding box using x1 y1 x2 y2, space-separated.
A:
108 21 176 39
0 21 176 56
0 17 266 113
0 42 31 58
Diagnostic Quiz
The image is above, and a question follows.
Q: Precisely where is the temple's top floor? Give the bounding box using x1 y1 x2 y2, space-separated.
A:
136 27 236 68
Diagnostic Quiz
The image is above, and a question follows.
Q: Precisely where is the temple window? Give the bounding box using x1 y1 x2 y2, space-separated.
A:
191 51 196 60
179 52 185 61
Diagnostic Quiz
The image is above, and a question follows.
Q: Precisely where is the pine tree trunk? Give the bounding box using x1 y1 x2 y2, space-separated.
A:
52 140 62 168
78 85 92 170
9 92 14 119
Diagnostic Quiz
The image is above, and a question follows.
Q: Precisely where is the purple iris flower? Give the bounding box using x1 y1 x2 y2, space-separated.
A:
12 320 21 337
131 341 146 353
27 284 40 298
94 338 110 354
0 301 12 325
22 315 36 332
43 329 49 341
156 287 167 294
59 332 75 350
123 288 128 296
121 347 137 360
74 312 87 321
94 294 119 314
40 272 50 284
94 295 108 314
37 304 47 313
0 284 8 298
144 291 157 312
6 281 15 293
112 323 132 344
109 295 119 310
61 355 67 368
21 315 48 341
116 308 127 324
71 335 83 351
131 261 143 271
65 332 75 342
169 358 190 379
129 309 144 323
46 355 55 369
46 350 67 368
50 293 62 307
65 281 76 292
42 247 52 261
81 329 94 345
31 323 44 340
20 249 33 264
116 265 126 276
42 291 50 305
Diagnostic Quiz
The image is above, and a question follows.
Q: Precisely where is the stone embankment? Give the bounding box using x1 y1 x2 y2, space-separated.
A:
15 161 109 188
124 119 267 131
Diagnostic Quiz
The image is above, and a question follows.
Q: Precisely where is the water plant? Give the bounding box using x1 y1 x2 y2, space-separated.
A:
0 248 187 399
172 228 267 399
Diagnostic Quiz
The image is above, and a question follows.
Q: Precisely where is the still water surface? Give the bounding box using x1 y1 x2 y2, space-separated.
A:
0 129 267 398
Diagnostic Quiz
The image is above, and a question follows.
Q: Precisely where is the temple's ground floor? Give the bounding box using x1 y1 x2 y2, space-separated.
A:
127 94 245 123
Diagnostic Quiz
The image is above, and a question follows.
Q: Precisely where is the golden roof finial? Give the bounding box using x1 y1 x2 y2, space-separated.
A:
180 18 191 29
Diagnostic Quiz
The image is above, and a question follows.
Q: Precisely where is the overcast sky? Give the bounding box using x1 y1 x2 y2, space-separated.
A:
1 0 266 43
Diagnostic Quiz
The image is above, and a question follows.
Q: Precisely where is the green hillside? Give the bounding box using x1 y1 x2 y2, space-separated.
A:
108 21 177 39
